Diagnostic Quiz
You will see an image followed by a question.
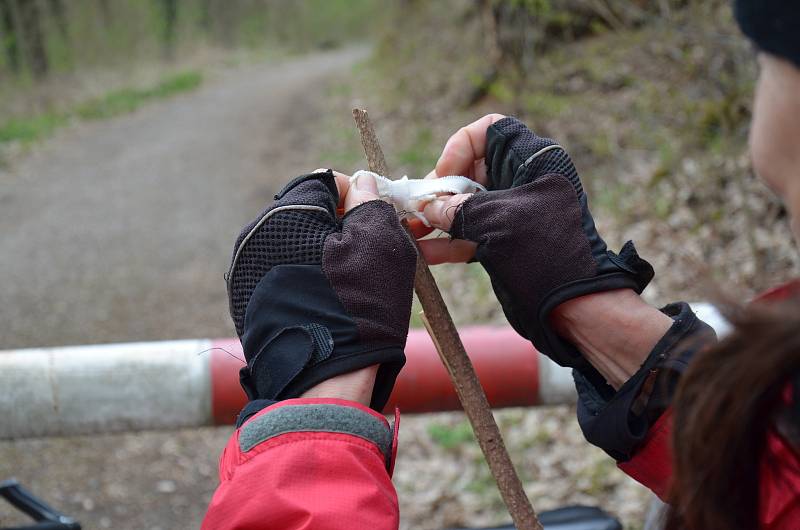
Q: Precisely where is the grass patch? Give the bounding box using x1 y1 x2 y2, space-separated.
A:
395 127 438 176
592 180 632 217
76 71 203 120
319 127 364 170
584 458 618 495
523 91 573 120
427 420 475 449
0 113 68 144
409 298 425 328
465 470 496 494
0 71 203 145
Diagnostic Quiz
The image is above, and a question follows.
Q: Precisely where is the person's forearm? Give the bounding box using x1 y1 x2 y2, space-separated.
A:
551 289 673 389
303 290 670 399
300 365 378 405
302 289 669 400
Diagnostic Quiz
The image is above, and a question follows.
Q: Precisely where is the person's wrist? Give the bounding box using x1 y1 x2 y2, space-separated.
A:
299 365 379 406
551 289 673 389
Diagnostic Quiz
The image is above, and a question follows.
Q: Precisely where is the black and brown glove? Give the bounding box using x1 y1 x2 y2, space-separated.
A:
225 170 417 423
449 117 654 374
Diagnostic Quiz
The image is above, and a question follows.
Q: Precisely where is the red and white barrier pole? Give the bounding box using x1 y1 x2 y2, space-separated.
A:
0 304 728 440
208 326 576 425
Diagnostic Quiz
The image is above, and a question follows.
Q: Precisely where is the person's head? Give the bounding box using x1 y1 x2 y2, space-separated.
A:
735 1 800 239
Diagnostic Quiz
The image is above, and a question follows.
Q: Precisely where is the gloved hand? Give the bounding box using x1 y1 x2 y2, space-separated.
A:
423 116 654 375
225 170 417 423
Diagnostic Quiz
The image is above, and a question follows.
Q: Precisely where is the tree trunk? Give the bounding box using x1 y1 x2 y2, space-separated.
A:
199 0 211 33
464 0 502 107
97 0 112 26
47 0 69 43
212 0 237 48
159 0 178 60
18 0 48 78
0 0 20 73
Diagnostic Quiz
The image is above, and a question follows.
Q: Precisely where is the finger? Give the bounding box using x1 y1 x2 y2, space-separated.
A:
435 113 505 183
418 238 477 265
312 168 352 209
407 218 435 239
427 154 485 183
344 171 380 214
422 193 472 232
331 170 352 210
473 158 488 184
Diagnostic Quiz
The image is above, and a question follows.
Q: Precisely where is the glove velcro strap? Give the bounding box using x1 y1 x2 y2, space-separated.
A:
238 401 396 472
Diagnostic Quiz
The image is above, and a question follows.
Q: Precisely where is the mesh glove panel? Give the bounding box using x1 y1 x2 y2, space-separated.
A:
226 171 417 417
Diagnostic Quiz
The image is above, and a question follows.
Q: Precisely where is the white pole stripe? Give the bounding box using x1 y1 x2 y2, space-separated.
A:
0 339 212 439
689 302 732 337
538 355 577 405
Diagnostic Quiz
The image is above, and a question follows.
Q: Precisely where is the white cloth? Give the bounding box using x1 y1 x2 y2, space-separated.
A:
350 170 486 226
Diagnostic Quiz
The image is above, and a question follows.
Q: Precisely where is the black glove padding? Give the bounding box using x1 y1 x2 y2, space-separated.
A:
226 170 417 421
450 117 654 374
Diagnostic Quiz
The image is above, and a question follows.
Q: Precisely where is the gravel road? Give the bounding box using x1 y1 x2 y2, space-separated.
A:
0 48 366 349
0 48 369 529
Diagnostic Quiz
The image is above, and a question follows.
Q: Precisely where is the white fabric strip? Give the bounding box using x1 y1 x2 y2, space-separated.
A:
350 170 486 226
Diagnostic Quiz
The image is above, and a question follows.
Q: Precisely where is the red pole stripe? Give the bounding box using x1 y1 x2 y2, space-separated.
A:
210 326 540 424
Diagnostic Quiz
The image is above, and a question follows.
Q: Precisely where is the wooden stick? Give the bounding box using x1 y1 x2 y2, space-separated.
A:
352 108 542 530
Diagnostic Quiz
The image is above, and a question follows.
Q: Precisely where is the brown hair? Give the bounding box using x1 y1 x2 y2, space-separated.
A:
666 300 800 530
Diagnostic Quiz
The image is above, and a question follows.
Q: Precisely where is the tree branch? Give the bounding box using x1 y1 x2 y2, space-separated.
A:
352 108 542 530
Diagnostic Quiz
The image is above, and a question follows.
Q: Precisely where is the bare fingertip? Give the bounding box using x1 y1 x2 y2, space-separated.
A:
355 172 379 194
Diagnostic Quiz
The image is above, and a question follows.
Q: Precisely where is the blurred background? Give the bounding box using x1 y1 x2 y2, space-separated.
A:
1 1 798 529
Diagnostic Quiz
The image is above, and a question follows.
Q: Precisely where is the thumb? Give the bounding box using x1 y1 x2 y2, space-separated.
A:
344 172 380 214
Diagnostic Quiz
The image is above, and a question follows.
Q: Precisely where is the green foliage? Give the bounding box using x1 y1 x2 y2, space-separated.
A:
0 112 67 144
523 91 572 119
465 468 496 494
695 94 751 150
0 1 383 81
427 420 475 449
75 71 202 120
592 181 632 216
583 457 617 495
467 264 493 301
395 127 438 175
0 70 202 145
409 297 424 329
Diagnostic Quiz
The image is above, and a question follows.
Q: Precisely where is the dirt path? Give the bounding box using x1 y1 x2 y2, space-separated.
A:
0 48 366 529
0 47 365 349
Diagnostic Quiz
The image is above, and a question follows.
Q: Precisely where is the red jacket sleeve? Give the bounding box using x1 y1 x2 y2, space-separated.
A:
202 398 399 530
618 407 800 530
616 408 674 500
759 427 800 530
